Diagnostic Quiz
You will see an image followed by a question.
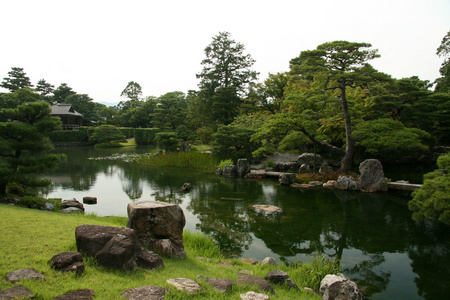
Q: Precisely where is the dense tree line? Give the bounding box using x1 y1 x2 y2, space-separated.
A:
1 31 449 210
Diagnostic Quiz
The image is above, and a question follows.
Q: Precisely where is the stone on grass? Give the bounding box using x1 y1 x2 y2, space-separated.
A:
53 289 95 300
127 201 186 259
75 225 140 271
136 247 165 270
248 205 282 216
48 252 84 275
61 198 84 211
260 257 277 266
240 258 259 265
61 207 84 214
320 274 364 300
0 285 34 299
197 275 234 293
237 274 275 294
4 268 44 283
264 270 299 290
121 286 166 300
166 278 201 294
240 291 271 300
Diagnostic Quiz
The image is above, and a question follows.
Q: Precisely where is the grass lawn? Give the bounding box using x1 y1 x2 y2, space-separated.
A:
0 204 326 299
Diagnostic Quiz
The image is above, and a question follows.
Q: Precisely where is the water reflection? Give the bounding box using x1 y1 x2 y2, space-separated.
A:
40 147 450 299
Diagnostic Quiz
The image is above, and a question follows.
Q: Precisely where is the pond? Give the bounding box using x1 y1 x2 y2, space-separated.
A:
39 146 450 300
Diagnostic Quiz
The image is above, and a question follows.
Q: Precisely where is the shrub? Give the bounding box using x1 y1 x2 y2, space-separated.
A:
118 127 135 139
135 128 160 145
156 132 180 152
219 159 234 170
18 196 61 210
89 125 127 145
48 130 88 143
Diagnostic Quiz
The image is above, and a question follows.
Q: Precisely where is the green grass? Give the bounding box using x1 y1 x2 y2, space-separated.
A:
135 151 218 172
0 204 329 299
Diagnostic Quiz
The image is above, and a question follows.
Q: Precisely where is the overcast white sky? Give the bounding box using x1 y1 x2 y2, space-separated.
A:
1 0 449 104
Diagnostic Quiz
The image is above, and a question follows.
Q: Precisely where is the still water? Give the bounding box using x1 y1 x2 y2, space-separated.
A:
40 147 450 300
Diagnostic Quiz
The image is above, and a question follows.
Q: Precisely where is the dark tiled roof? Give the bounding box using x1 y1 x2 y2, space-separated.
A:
50 104 83 117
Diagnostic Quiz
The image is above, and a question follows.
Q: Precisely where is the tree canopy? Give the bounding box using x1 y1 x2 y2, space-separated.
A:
1 67 33 92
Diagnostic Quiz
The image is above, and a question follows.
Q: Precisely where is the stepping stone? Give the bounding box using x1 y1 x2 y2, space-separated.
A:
4 268 44 283
248 205 282 215
240 291 271 299
48 252 85 275
260 257 277 266
121 286 166 300
197 275 234 293
83 197 97 204
166 278 201 294
53 289 95 299
0 285 34 299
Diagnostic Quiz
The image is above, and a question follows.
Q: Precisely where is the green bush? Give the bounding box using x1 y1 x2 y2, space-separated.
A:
89 125 127 145
213 125 259 162
135 128 160 145
156 132 180 152
118 127 135 139
18 196 61 211
48 130 88 143
219 159 234 170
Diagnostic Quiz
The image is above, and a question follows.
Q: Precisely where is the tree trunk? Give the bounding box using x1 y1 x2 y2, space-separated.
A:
339 80 354 171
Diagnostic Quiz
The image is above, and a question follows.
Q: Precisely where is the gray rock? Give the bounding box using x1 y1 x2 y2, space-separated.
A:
127 201 186 259
279 173 296 186
197 275 234 293
45 202 55 211
61 207 84 214
61 198 84 211
236 159 251 177
53 289 95 300
248 205 282 216
335 176 360 191
240 291 271 300
320 274 364 300
297 153 323 167
0 285 35 299
121 286 166 300
298 163 310 173
166 278 201 294
359 159 388 192
264 270 299 290
223 165 237 177
260 257 277 266
4 268 44 283
75 225 140 271
215 166 223 176
319 165 333 174
48 252 84 275
237 274 275 294
136 247 164 270
323 180 337 188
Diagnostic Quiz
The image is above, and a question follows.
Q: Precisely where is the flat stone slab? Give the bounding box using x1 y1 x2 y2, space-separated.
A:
53 289 95 299
387 182 422 191
0 284 34 299
4 268 45 283
197 275 234 293
248 205 282 215
240 291 271 299
166 278 201 294
237 274 275 294
121 286 166 300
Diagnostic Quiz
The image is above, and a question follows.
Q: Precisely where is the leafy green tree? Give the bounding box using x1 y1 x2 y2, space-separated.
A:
0 88 42 112
36 79 55 97
353 118 432 160
291 41 389 170
151 92 187 130
119 81 143 111
213 125 259 161
435 30 450 93
196 32 258 126
88 125 127 145
53 83 76 103
0 101 64 195
1 67 33 92
409 153 450 225
64 94 100 126
195 127 214 144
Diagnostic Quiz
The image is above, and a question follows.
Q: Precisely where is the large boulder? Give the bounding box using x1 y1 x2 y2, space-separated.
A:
320 274 364 300
358 159 388 192
265 270 299 290
279 173 296 186
127 201 186 259
61 198 84 211
297 153 323 167
75 225 140 271
223 165 237 177
236 159 251 177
